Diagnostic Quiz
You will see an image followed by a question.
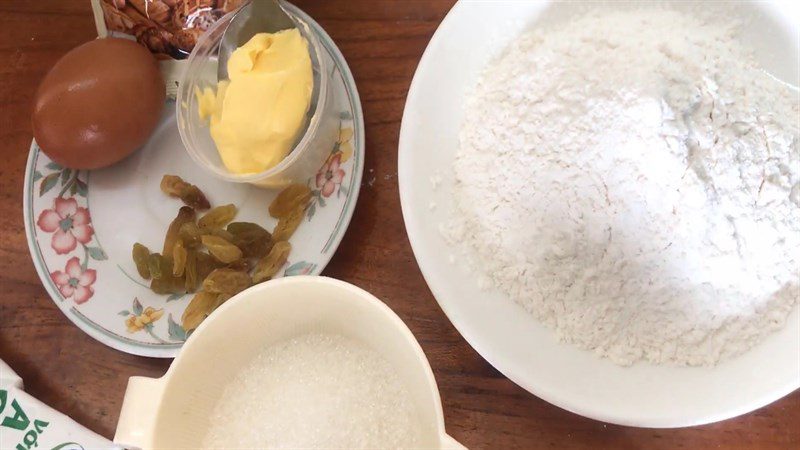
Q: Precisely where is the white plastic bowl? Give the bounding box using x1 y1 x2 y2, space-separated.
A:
114 277 465 449
398 0 800 427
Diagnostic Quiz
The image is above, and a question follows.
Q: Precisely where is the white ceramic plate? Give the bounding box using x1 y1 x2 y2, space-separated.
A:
23 6 364 357
399 0 800 427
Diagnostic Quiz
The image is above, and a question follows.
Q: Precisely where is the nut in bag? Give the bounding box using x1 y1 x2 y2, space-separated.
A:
91 0 246 97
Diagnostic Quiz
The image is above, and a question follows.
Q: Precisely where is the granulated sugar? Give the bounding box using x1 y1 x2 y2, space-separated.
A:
202 333 421 449
444 8 799 366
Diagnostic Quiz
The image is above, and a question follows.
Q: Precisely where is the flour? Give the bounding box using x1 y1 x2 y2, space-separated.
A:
444 9 800 366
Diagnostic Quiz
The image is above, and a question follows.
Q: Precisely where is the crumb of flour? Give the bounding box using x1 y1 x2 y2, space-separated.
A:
430 172 442 190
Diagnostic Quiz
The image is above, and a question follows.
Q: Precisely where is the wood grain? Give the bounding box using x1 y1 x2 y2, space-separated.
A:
0 1 797 448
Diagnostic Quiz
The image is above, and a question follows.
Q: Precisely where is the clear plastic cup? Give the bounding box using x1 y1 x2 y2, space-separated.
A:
176 3 339 189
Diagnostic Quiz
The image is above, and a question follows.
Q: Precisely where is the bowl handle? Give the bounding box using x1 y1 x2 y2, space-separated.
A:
113 376 166 449
440 432 467 449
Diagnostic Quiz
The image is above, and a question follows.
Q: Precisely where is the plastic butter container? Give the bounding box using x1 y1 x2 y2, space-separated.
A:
176 3 340 189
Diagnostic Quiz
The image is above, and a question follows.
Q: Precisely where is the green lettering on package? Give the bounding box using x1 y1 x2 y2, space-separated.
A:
2 399 30 430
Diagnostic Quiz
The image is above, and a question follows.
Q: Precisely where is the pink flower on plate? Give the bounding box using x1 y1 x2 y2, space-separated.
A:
37 198 94 254
51 257 96 304
315 153 345 198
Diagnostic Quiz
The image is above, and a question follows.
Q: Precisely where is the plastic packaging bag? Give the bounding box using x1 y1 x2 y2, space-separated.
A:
0 360 116 450
91 0 246 97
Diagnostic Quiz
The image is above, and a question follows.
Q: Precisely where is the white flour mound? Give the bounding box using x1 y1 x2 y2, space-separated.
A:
444 9 800 366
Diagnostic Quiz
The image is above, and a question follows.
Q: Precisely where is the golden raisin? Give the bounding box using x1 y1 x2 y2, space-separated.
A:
252 241 291 283
179 222 203 248
161 175 210 210
196 251 221 282
198 204 237 229
173 240 187 277
163 206 196 257
132 243 151 279
184 249 198 292
202 268 251 297
181 291 217 331
201 235 242 264
269 184 311 218
147 253 166 279
272 204 306 242
227 222 272 258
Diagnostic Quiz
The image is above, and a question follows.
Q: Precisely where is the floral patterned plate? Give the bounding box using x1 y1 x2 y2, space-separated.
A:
22 8 364 357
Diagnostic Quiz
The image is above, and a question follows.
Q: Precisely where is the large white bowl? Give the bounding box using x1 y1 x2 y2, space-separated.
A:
398 0 800 427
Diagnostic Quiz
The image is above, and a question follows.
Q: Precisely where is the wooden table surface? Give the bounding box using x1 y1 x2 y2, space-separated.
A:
1 1 797 449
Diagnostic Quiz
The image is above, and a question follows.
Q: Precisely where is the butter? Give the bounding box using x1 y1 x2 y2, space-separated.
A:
197 29 313 174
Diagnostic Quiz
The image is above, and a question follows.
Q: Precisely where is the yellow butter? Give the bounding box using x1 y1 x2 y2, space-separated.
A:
197 29 313 174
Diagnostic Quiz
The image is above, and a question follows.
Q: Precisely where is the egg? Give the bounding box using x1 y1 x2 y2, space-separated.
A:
32 38 165 170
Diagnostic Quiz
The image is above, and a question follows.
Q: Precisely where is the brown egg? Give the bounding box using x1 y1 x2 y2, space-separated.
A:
32 38 165 170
